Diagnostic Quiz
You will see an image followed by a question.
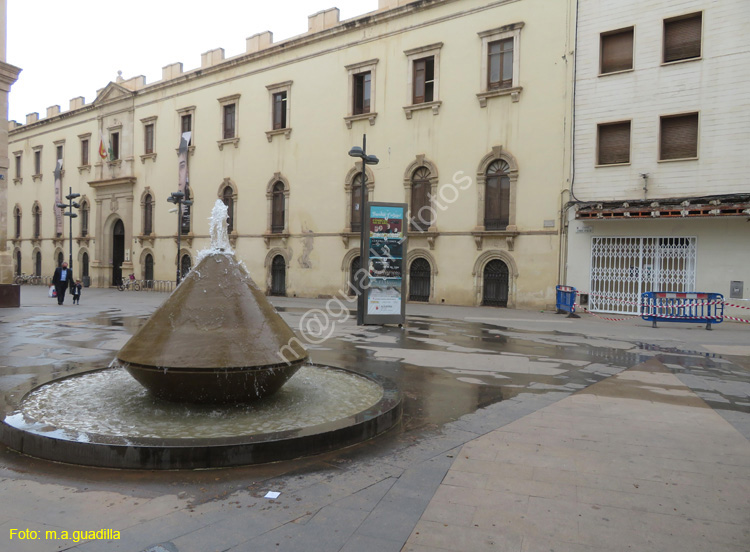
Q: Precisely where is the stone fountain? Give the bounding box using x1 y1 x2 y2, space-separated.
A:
117 201 306 403
0 201 401 469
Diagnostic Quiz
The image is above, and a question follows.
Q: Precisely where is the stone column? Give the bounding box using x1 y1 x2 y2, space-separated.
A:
0 0 22 288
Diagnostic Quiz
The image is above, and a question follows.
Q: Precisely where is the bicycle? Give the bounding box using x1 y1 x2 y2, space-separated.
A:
14 273 41 285
117 274 141 292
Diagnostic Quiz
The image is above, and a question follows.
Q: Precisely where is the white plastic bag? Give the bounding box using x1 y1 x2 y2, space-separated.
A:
49 285 56 298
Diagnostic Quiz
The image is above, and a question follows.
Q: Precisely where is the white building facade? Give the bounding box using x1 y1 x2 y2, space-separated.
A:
566 0 750 313
7 0 575 310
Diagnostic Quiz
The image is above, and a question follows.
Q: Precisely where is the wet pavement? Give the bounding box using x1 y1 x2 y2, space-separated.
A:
0 286 748 551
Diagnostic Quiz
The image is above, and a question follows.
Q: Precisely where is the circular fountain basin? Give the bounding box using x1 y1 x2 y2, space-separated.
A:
1 365 401 470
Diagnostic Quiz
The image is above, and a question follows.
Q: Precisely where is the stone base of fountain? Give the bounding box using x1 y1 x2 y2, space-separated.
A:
124 361 304 404
0 364 401 470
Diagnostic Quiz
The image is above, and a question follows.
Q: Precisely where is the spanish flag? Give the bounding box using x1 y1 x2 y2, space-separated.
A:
99 133 109 160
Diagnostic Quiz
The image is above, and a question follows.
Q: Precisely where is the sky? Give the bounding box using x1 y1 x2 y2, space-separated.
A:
7 0 379 123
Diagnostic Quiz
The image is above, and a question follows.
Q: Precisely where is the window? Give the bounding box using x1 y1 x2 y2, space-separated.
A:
181 113 192 134
223 104 236 139
221 185 235 233
178 106 196 147
143 194 153 235
217 95 240 148
13 152 21 181
351 174 364 232
13 206 21 239
353 72 371 115
110 132 120 160
80 138 89 166
80 200 89 237
56 144 63 162
271 182 285 233
32 204 41 239
484 160 511 230
413 57 435 104
266 82 292 140
272 92 287 130
404 44 443 117
345 59 378 127
488 38 513 89
144 123 154 154
660 113 699 160
664 13 702 63
600 27 634 74
410 167 433 232
477 24 523 106
597 121 631 165
33 148 42 176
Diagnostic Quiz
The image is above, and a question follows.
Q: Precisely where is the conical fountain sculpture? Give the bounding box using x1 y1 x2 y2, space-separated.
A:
116 201 307 403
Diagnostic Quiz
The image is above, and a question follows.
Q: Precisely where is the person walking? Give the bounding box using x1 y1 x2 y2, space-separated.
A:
71 280 82 305
52 262 73 305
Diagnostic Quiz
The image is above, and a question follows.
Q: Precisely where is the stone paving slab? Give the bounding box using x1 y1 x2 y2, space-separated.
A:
403 359 750 552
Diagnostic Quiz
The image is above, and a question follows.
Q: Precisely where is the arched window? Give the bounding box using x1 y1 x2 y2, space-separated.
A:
222 185 235 233
143 194 153 235
409 258 431 302
32 204 41 239
80 200 89 237
144 253 154 288
34 251 42 276
271 255 286 296
350 175 364 233
410 167 432 232
482 259 509 307
14 206 21 239
180 254 192 279
15 250 21 276
348 255 360 296
484 160 511 230
271 182 285 233
180 188 191 235
57 252 64 267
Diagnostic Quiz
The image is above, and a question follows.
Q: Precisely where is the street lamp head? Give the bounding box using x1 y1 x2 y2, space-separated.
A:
348 146 364 158
64 212 78 218
66 192 81 200
71 202 80 209
183 200 194 206
365 154 380 165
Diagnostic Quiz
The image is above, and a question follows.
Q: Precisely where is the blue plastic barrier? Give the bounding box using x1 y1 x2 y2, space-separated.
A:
556 285 578 317
641 291 724 330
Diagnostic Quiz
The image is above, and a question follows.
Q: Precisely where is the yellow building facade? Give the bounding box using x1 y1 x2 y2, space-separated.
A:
7 0 574 309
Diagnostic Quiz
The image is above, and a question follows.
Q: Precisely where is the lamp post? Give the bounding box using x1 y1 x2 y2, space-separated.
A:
167 191 193 286
348 135 379 326
56 187 80 273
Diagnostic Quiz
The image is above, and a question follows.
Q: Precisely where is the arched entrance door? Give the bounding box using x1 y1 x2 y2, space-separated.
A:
348 256 360 296
271 255 286 296
180 254 192 280
482 259 509 307
145 254 154 288
35 252 42 277
15 251 21 276
57 252 64 267
82 252 90 287
112 219 125 286
409 258 431 302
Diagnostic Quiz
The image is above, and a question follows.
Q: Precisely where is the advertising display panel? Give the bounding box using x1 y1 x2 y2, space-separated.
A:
363 202 407 325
